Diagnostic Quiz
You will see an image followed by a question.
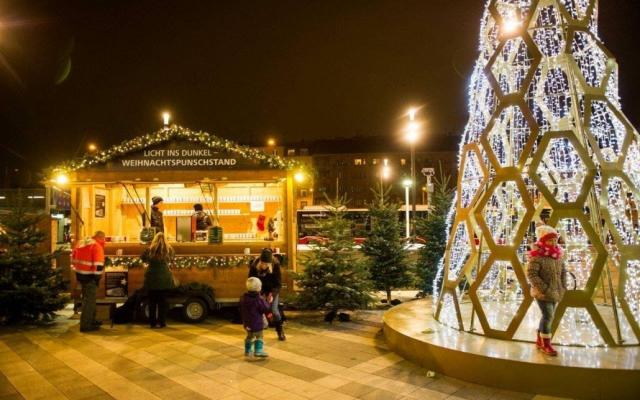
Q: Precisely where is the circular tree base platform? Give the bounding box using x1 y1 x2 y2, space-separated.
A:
383 299 640 400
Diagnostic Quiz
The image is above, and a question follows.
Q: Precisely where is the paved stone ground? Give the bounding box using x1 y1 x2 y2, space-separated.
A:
0 308 569 400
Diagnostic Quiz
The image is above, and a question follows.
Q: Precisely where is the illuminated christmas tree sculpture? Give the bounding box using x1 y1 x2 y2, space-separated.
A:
434 0 640 346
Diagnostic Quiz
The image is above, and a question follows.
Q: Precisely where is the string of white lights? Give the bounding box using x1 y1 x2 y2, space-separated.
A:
435 0 640 347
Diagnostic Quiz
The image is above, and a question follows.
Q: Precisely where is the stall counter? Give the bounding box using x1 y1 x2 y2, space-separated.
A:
104 241 287 256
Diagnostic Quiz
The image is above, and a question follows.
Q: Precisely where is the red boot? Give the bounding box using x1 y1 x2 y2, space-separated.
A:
536 331 543 350
540 337 558 356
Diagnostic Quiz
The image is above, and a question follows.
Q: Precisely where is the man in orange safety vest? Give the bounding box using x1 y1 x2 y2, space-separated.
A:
72 231 106 332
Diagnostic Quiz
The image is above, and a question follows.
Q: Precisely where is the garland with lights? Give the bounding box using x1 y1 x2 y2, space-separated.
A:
106 255 254 270
47 125 300 176
434 0 640 348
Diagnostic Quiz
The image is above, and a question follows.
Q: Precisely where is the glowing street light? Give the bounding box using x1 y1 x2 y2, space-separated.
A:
406 121 420 144
87 143 98 152
294 171 305 183
267 138 277 155
162 111 171 126
53 172 69 186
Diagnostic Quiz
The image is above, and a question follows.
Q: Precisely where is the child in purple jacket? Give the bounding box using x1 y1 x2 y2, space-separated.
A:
239 277 270 358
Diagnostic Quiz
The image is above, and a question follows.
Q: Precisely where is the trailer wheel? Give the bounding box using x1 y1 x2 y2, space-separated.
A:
182 297 208 323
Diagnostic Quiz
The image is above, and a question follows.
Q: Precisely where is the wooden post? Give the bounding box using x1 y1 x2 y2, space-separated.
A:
145 186 151 228
286 172 297 272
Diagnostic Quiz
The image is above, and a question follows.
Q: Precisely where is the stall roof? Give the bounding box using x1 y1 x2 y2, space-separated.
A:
47 125 298 175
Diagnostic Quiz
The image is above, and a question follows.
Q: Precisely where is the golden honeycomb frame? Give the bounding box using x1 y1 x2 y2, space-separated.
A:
435 0 640 346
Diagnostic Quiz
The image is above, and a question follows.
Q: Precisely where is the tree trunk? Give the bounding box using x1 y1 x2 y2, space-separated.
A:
386 288 392 304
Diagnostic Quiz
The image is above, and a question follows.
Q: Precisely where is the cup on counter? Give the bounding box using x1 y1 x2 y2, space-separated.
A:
244 247 251 255
116 249 123 256
274 248 280 254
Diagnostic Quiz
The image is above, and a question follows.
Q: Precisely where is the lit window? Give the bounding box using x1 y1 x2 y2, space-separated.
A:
400 159 407 166
287 149 296 156
372 159 379 165
354 159 363 166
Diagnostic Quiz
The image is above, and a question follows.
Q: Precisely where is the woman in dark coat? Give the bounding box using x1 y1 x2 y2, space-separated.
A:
249 248 285 340
527 225 567 356
142 232 175 328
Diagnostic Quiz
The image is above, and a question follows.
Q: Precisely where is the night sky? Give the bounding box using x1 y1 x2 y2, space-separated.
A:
1 0 640 176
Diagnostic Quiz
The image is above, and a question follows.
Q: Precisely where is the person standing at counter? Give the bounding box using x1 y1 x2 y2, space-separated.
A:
249 248 286 341
193 203 212 230
72 231 106 332
142 232 175 329
150 196 164 233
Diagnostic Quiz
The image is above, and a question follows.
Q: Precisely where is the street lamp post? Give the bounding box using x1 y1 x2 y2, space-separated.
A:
402 178 412 239
380 158 390 190
411 141 416 230
406 109 420 236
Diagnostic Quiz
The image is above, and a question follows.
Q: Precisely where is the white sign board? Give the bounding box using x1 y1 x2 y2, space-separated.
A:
250 201 265 212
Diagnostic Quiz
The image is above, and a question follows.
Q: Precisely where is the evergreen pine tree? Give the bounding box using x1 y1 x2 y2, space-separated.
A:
416 171 454 295
295 195 372 315
0 207 67 323
361 184 411 303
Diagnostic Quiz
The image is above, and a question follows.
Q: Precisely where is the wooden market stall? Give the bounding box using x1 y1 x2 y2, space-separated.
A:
46 126 301 307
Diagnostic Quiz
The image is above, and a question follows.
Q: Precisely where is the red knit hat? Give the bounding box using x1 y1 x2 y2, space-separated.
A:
536 225 558 242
